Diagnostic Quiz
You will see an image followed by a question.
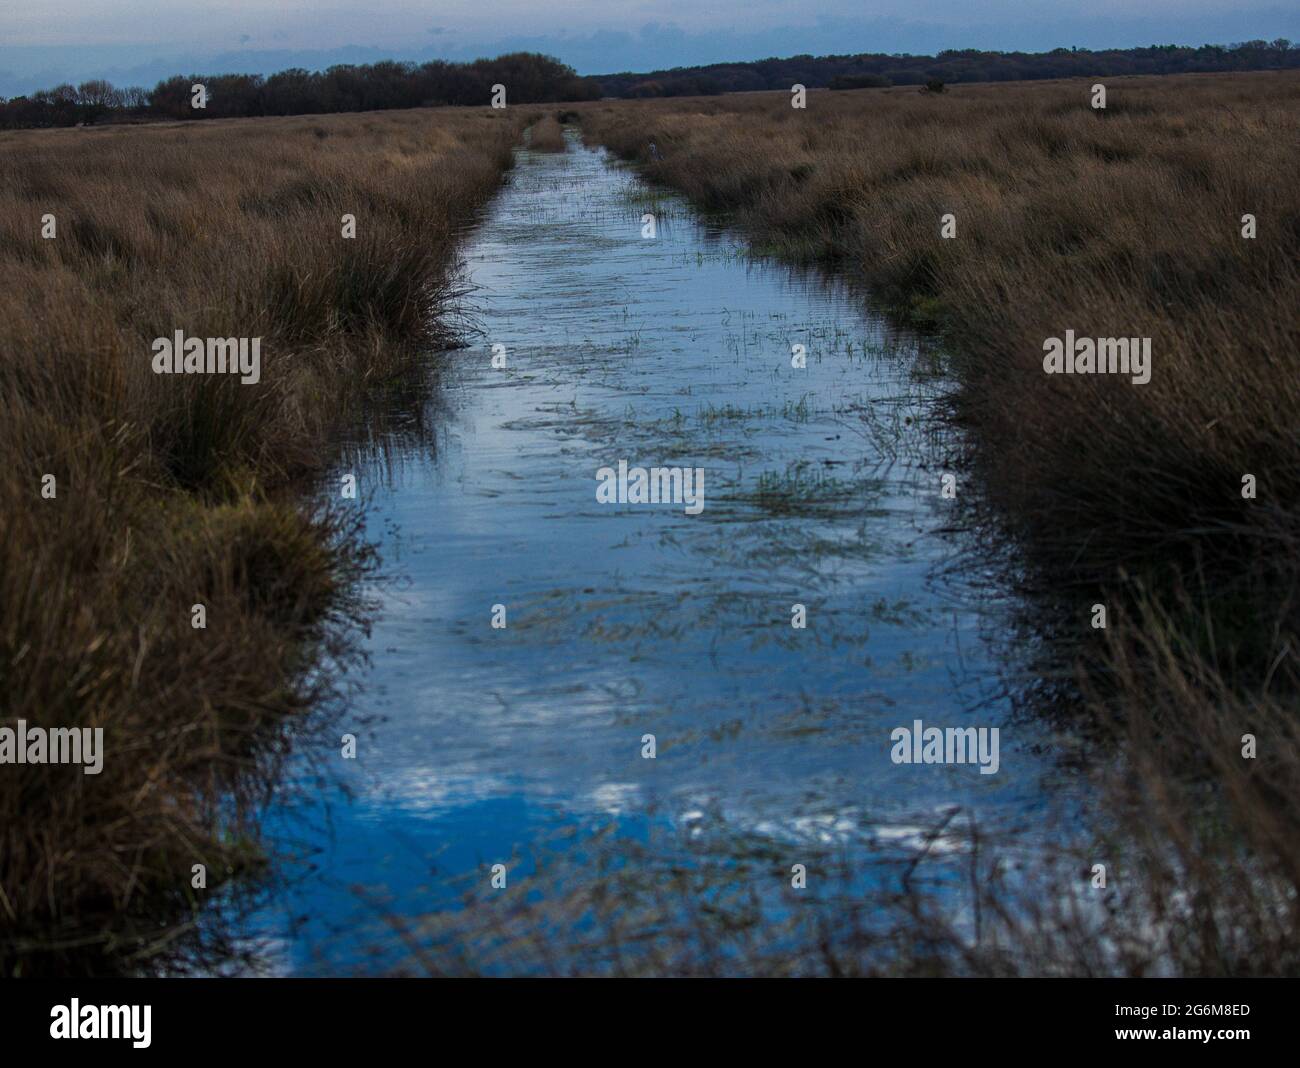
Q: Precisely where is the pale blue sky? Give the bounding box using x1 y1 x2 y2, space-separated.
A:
1 1 1296 96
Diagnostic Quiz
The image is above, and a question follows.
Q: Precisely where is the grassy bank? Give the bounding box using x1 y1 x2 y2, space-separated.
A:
576 73 1300 590
0 106 529 974
557 74 1300 975
526 114 568 152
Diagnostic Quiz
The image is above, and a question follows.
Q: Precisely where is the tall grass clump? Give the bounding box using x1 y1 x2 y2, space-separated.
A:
527 114 568 152
0 106 529 974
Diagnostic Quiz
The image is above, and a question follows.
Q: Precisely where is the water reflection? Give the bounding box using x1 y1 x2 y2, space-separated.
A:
243 131 1088 975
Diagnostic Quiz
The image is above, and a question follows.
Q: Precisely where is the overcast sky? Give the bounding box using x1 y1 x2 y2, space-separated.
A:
1 1 1296 96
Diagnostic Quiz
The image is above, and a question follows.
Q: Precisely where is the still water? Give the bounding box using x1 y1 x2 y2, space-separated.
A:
243 130 1084 974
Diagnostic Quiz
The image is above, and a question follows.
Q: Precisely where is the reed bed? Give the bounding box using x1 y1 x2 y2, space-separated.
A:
0 106 529 974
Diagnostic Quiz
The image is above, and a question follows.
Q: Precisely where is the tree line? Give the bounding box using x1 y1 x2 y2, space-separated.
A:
0 53 598 128
597 40 1297 97
1 41 1295 128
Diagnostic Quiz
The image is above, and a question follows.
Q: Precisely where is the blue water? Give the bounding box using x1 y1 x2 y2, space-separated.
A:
238 131 1083 975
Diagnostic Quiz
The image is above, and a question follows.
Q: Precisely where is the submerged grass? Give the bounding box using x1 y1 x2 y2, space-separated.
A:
576 72 1300 590
0 106 530 974
536 73 1300 976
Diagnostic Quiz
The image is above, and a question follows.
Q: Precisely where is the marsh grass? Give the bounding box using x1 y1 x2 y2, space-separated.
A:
0 106 529 974
562 72 1300 976
526 114 568 153
576 73 1300 585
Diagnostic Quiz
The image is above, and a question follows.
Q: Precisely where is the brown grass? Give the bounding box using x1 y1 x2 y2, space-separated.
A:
0 106 529 974
6 72 1298 976
522 73 1300 976
527 114 568 152
576 72 1300 596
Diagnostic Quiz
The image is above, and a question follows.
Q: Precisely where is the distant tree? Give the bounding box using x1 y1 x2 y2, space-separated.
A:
75 79 121 123
148 76 194 119
828 74 892 89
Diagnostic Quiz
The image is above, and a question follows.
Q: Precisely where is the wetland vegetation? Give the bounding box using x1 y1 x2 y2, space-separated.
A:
3 67 1297 978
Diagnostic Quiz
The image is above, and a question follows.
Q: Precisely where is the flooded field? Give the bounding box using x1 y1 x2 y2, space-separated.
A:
242 130 1091 974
